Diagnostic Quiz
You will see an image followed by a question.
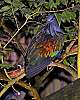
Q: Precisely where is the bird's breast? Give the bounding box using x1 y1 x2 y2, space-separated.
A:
36 36 57 57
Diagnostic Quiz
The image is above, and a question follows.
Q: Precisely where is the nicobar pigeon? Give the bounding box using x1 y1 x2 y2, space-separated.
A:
25 14 64 78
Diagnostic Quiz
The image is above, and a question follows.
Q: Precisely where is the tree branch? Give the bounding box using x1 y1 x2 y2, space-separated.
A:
0 73 25 97
17 81 40 100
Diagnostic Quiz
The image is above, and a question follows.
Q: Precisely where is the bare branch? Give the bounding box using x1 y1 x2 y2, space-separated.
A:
0 73 25 97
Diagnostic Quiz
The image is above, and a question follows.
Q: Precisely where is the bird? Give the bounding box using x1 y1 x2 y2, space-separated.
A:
25 14 64 78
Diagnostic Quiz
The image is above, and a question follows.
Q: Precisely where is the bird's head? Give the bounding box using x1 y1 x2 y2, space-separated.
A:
47 14 56 23
46 14 64 35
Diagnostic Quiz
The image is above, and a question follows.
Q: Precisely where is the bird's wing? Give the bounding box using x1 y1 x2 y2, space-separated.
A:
26 32 58 78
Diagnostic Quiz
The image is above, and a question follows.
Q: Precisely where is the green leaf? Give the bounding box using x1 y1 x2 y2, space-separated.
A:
59 0 68 5
68 56 75 66
71 0 74 2
55 0 68 7
49 0 57 9
63 59 74 69
4 0 12 4
3 9 12 16
12 0 23 11
21 7 29 15
44 2 50 9
63 59 70 66
55 13 62 24
34 25 40 34
49 0 54 9
0 6 10 12
62 10 76 22
0 63 13 69
56 0 61 5
75 0 80 3
34 2 38 8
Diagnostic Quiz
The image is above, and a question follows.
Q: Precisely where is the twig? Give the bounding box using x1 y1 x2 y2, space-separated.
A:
11 3 26 56
40 6 74 13
37 4 79 15
64 38 77 43
3 10 40 49
0 73 25 97
41 44 77 82
17 81 40 100
59 51 77 63
48 62 77 80
4 68 20 93
66 40 76 53
4 69 12 80
0 71 40 100
0 83 4 87
3 19 28 49
56 39 77 63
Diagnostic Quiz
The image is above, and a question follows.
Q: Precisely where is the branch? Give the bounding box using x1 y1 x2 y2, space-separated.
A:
3 19 28 49
0 71 40 100
3 10 40 49
37 5 80 15
65 40 76 53
17 81 40 100
0 73 25 97
42 62 77 82
41 41 78 82
11 4 26 56
56 39 77 63
41 6 74 13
